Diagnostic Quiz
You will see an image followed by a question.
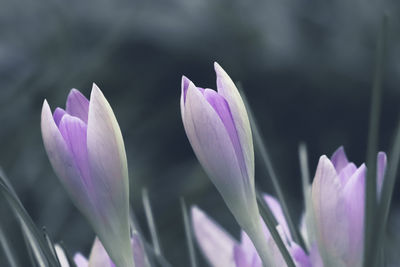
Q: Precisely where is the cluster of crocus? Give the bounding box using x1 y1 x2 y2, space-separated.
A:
180 63 387 267
39 63 389 267
41 85 135 267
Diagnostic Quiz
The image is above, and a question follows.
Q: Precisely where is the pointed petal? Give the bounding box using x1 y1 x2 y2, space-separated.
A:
233 245 248 267
289 243 311 267
183 81 254 222
263 194 291 240
180 76 191 122
53 108 66 127
66 89 89 123
377 152 387 197
86 84 133 267
191 206 236 267
338 162 357 186
41 100 91 213
214 62 254 188
331 146 349 173
203 89 247 179
74 253 89 267
58 115 91 189
55 245 70 267
342 164 366 266
311 155 349 266
88 238 113 267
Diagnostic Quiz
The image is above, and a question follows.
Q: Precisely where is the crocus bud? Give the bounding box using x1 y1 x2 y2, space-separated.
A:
311 147 387 267
41 84 134 267
181 63 273 265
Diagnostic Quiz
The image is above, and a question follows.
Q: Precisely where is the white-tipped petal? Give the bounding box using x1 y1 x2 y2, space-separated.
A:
74 253 89 267
87 84 133 267
191 206 237 267
88 238 112 267
41 100 91 213
214 62 254 187
311 156 348 266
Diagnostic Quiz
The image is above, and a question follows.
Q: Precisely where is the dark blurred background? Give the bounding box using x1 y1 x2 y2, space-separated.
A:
1 0 400 266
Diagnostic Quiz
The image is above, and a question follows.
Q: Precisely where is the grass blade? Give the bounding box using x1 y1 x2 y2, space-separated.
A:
0 226 19 267
142 188 162 257
180 197 197 267
0 172 59 267
57 243 77 267
256 190 296 267
239 87 306 250
363 15 388 267
298 143 310 202
372 119 400 266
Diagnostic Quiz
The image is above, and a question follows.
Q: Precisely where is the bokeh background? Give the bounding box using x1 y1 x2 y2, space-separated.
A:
1 0 400 266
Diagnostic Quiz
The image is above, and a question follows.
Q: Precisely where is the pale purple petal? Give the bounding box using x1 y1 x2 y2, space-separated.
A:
88 238 113 267
53 108 66 127
86 84 133 267
377 152 387 197
290 243 311 267
203 89 246 180
311 156 349 265
331 146 349 173
342 164 366 266
41 100 91 213
180 76 190 122
183 82 253 220
66 89 89 123
263 194 291 240
58 115 91 191
214 62 255 189
181 76 191 103
191 206 236 267
73 253 88 267
309 244 323 267
239 231 257 265
233 245 247 267
338 162 357 186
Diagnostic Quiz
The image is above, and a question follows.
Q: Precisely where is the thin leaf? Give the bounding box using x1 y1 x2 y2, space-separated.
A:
256 190 296 267
129 210 154 267
372 119 400 266
58 242 77 267
0 226 19 267
364 14 388 267
142 188 162 257
180 197 197 267
298 143 310 202
238 86 306 251
42 227 60 266
0 173 59 266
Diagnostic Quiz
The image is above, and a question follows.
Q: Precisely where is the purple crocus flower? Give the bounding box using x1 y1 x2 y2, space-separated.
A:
311 147 387 267
191 194 310 267
41 84 134 267
181 63 273 265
